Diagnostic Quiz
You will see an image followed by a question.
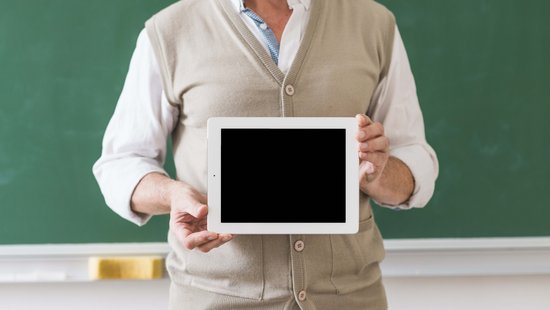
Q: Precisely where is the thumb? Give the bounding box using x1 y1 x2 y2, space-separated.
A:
355 114 373 128
186 202 208 219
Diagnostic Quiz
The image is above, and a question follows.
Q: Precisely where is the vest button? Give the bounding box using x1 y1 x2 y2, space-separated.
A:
294 240 304 252
298 290 307 301
285 84 295 96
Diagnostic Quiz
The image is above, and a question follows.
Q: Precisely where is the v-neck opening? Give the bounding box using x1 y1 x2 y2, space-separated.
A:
216 0 322 86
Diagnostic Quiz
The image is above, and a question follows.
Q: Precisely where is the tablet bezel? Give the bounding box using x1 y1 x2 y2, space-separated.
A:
207 117 359 234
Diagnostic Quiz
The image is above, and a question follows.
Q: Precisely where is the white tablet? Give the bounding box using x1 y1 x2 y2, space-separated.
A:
207 117 359 234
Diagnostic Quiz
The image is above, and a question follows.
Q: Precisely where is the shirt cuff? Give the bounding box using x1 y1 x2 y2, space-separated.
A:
375 144 437 210
93 158 168 226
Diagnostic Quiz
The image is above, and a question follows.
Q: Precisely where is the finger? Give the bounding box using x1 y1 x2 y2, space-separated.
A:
360 161 375 175
356 126 368 142
360 161 378 180
355 114 373 128
170 219 197 249
359 136 389 152
356 122 384 143
367 122 384 138
185 203 208 219
197 234 234 253
181 230 219 250
361 152 388 168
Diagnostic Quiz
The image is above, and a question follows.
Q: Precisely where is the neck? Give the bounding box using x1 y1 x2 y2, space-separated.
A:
245 0 289 11
243 0 292 43
244 0 291 18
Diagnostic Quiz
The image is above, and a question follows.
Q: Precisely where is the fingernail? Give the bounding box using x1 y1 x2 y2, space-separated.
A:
207 234 218 241
222 235 233 242
365 161 375 174
358 131 366 139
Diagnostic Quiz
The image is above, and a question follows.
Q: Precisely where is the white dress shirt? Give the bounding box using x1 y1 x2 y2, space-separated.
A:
93 0 439 225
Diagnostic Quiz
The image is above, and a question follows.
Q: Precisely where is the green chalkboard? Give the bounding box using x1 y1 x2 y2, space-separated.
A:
373 0 550 238
0 0 176 244
0 0 549 244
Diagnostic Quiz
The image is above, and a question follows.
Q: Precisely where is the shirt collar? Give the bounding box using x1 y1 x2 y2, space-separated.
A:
230 0 310 13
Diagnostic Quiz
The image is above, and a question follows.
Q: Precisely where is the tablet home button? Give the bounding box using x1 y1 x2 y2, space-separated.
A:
294 240 305 252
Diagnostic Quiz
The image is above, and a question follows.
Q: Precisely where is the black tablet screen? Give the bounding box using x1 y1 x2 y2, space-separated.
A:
221 128 346 223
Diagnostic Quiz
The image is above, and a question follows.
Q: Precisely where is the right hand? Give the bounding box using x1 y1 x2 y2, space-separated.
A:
168 182 233 253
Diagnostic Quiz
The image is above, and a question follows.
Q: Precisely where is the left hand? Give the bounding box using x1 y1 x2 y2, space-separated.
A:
168 181 233 253
355 114 390 191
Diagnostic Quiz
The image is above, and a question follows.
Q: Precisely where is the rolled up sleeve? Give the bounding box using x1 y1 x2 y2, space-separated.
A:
92 29 178 225
368 26 439 209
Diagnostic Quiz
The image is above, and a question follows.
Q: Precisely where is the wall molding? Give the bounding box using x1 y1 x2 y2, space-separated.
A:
1 237 550 282
0 243 169 282
382 237 550 277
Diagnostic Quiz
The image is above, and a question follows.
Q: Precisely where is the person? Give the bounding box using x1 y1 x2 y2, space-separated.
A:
93 0 438 309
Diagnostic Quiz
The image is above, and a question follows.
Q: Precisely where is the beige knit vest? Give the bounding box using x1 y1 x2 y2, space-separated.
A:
146 0 395 305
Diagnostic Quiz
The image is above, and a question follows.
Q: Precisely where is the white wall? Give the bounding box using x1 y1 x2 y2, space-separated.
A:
0 280 170 310
1 276 550 310
384 275 550 310
1 239 549 310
